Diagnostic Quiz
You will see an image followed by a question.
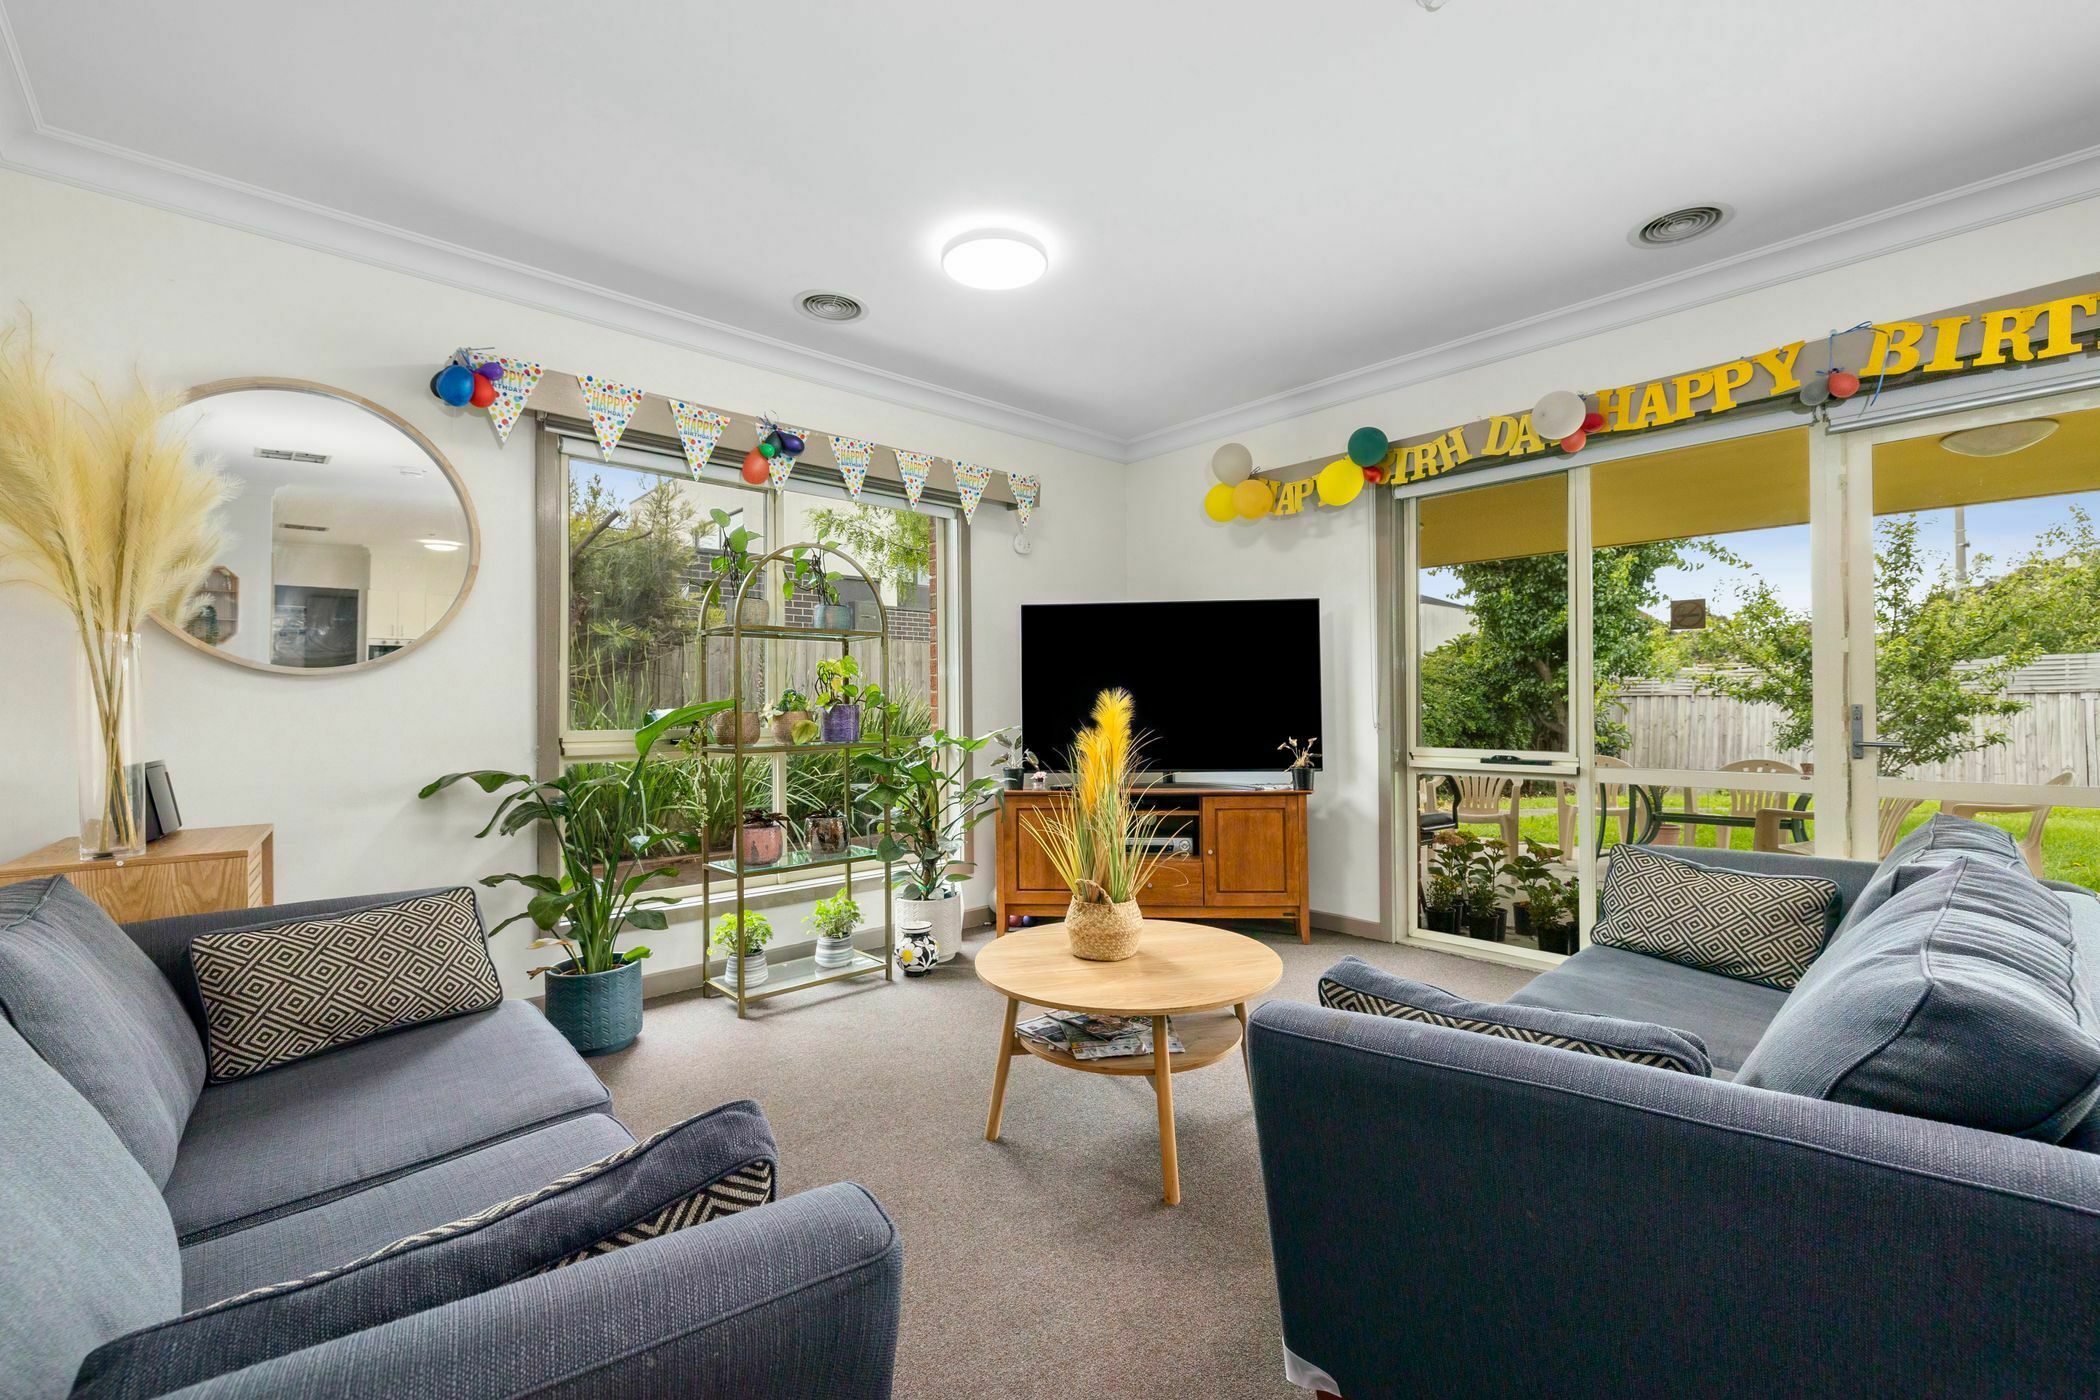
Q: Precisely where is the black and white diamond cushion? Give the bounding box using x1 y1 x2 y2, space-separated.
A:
1595 846 1837 990
189 886 502 1081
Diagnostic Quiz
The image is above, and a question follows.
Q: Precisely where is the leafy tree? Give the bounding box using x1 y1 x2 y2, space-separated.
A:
1700 515 2031 773
568 474 706 727
1945 506 2100 659
806 503 931 598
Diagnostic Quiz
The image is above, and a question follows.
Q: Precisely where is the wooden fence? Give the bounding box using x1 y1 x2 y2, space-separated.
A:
627 634 936 713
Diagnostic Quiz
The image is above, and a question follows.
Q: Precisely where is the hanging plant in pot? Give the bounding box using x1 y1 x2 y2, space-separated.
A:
419 700 731 1056
855 722 1015 963
711 910 774 987
809 889 862 970
703 507 767 628
1022 689 1168 962
0 321 232 860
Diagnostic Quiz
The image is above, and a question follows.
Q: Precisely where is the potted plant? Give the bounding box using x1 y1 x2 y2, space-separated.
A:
740 809 787 868
855 724 1014 963
1423 836 1467 935
711 910 773 987
703 507 767 628
1507 840 1580 955
711 707 762 746
805 808 848 857
1020 689 1168 962
1279 736 1319 791
784 546 856 630
814 655 880 742
769 686 816 745
419 700 731 1055
810 889 862 969
1461 835 1507 941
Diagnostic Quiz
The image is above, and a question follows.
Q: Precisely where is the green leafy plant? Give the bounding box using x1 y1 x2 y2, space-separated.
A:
810 890 863 942
782 545 843 607
418 701 732 977
703 507 761 612
776 686 809 714
855 725 1015 900
814 654 883 710
711 909 773 956
1461 835 1505 918
1504 840 1576 935
1424 838 1467 913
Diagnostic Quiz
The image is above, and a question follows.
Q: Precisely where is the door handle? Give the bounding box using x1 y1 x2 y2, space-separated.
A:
1850 704 1904 761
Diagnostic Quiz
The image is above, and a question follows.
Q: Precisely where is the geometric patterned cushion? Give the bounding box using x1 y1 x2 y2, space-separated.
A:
73 1100 777 1399
1318 956 1710 1075
189 887 502 1081
1594 846 1838 991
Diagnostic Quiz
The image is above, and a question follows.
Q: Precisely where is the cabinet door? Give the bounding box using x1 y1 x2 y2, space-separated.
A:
1204 795 1303 905
1006 800 1069 897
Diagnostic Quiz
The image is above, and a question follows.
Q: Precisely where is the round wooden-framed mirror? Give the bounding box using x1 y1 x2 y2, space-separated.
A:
151 378 480 674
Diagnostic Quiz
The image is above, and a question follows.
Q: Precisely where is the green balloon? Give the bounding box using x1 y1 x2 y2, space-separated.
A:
759 440 780 459
1347 426 1390 467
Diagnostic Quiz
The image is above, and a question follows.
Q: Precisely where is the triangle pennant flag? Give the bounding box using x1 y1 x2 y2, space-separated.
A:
577 375 644 459
769 427 812 489
486 356 544 445
667 400 731 480
953 461 991 521
1007 471 1040 528
894 450 933 508
829 435 873 498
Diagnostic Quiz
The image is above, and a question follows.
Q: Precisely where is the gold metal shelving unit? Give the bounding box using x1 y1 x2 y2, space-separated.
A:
698 542 894 1016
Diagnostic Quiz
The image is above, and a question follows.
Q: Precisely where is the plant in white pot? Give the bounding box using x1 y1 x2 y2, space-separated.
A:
419 700 730 1056
854 723 1015 963
711 910 773 987
809 889 862 970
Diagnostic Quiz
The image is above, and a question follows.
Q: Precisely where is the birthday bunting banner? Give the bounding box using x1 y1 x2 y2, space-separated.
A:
486 356 544 445
1007 471 1040 528
954 461 991 521
769 428 812 490
895 449 933 507
667 400 732 480
577 374 645 459
830 434 873 498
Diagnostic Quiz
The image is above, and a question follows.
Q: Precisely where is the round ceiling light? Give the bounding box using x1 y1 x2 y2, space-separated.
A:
798 291 864 323
1631 205 1729 248
941 230 1048 290
1940 419 2060 458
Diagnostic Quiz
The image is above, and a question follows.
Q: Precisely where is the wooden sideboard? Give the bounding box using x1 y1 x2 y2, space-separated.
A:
994 787 1310 941
0 824 274 923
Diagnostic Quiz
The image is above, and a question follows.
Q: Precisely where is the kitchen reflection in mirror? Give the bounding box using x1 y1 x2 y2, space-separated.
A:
158 382 477 672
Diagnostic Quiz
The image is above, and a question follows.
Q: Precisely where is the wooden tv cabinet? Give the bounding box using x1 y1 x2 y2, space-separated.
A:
994 786 1310 942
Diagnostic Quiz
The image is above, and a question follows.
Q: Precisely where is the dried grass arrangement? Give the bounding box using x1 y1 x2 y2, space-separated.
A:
1023 688 1168 959
0 318 229 854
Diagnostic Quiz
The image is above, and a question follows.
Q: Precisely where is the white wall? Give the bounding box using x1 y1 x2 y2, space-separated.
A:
0 170 1127 994
1124 193 2100 929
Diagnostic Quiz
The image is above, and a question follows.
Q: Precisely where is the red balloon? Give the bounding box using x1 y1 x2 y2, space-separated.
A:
740 447 771 484
1362 464 1384 484
1581 410 1606 433
468 375 497 409
1559 431 1586 453
1827 370 1861 399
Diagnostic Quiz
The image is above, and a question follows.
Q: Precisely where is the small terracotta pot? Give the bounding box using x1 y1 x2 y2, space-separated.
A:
741 821 785 867
1065 898 1143 962
712 710 761 746
770 710 811 743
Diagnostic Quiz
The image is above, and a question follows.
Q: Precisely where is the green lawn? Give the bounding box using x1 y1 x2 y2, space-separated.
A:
1448 794 2098 889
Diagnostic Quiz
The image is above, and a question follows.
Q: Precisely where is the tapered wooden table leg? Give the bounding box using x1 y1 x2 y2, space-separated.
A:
1153 1015 1180 1205
1235 1002 1251 1084
986 998 1020 1141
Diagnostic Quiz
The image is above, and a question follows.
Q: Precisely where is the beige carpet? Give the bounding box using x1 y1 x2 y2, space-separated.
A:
593 926 1534 1400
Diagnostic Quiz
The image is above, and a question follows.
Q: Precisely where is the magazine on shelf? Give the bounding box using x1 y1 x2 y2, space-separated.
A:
1035 1009 1185 1060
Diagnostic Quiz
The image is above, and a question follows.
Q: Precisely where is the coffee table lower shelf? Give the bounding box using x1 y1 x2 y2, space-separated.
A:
1012 1013 1245 1077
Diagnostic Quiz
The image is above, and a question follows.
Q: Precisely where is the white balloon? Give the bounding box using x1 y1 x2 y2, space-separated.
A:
1531 390 1587 442
1211 441 1254 485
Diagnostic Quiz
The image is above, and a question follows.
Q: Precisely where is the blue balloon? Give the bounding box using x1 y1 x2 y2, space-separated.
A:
435 364 477 407
779 432 805 457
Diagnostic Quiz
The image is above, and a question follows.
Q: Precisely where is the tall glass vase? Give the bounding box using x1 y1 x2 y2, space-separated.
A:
76 630 145 860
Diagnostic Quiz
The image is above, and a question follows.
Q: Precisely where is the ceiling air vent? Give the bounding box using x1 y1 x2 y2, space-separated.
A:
1632 205 1728 248
798 292 865 323
255 447 330 464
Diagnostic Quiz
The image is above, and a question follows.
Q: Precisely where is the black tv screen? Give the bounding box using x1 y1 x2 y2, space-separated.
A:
1020 599 1322 773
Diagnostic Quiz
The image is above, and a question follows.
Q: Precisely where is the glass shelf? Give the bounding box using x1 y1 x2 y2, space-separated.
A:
705 844 885 878
706 947 888 1003
700 622 883 641
693 738 887 756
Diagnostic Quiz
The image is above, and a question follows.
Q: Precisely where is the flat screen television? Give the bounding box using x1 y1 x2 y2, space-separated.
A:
1020 599 1322 773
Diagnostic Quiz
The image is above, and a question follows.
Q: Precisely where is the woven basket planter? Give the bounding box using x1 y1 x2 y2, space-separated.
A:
1066 898 1143 962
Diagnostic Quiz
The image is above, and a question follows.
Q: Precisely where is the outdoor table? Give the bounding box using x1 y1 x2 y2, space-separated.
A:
1630 785 1811 847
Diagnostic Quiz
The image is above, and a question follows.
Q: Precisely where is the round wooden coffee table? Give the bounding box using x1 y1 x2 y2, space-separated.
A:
975 920 1283 1205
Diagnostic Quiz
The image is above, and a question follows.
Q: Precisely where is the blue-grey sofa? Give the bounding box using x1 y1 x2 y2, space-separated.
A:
0 879 902 1398
1249 839 2100 1399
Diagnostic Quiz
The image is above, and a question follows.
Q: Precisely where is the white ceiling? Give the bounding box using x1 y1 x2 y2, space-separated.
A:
6 1 2100 460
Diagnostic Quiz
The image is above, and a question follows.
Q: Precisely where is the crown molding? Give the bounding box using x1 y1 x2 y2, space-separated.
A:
4 9 2097 468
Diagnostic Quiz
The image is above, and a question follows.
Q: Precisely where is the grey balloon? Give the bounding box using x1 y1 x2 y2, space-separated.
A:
1798 375 1831 407
1211 441 1254 485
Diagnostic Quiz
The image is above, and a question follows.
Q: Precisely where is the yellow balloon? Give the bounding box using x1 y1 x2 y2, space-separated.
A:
1317 457 1365 507
1202 483 1237 523
1233 477 1275 520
